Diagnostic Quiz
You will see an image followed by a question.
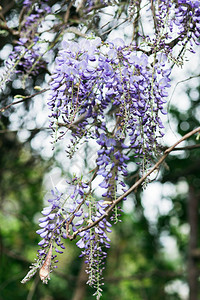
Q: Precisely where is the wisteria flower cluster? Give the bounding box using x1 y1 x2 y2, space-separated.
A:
96 133 129 199
35 35 171 295
0 0 50 88
21 187 66 284
19 0 200 298
21 178 112 297
76 198 112 298
136 0 200 58
174 0 200 45
48 37 170 165
15 0 51 74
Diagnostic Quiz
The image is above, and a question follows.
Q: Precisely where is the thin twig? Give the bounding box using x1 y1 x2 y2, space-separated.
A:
0 88 49 112
166 73 200 139
0 1 15 16
64 0 74 24
0 127 50 134
162 144 200 151
150 0 158 34
169 74 200 108
26 276 39 300
138 36 181 56
0 22 19 36
102 18 128 36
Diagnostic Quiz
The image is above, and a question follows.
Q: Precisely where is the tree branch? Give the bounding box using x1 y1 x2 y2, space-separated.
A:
162 144 200 151
0 21 19 36
70 127 200 240
0 1 15 16
0 88 49 113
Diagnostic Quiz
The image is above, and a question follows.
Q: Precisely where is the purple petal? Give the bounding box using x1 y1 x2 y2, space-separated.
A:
55 247 63 254
40 231 48 238
36 228 46 235
39 220 49 228
76 238 85 249
48 213 56 220
75 219 84 226
74 210 83 217
38 216 48 222
41 206 52 216
38 239 46 246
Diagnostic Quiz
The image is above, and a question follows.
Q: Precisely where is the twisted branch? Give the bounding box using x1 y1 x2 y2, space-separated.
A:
69 126 200 240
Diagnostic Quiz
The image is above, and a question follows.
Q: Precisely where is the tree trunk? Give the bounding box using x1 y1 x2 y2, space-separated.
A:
72 260 88 300
188 185 199 300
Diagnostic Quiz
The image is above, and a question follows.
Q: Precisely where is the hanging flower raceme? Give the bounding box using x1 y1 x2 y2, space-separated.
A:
136 0 200 57
21 188 66 284
48 37 171 168
21 178 113 295
174 0 200 47
14 0 51 76
96 133 129 199
0 0 51 89
76 199 112 298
